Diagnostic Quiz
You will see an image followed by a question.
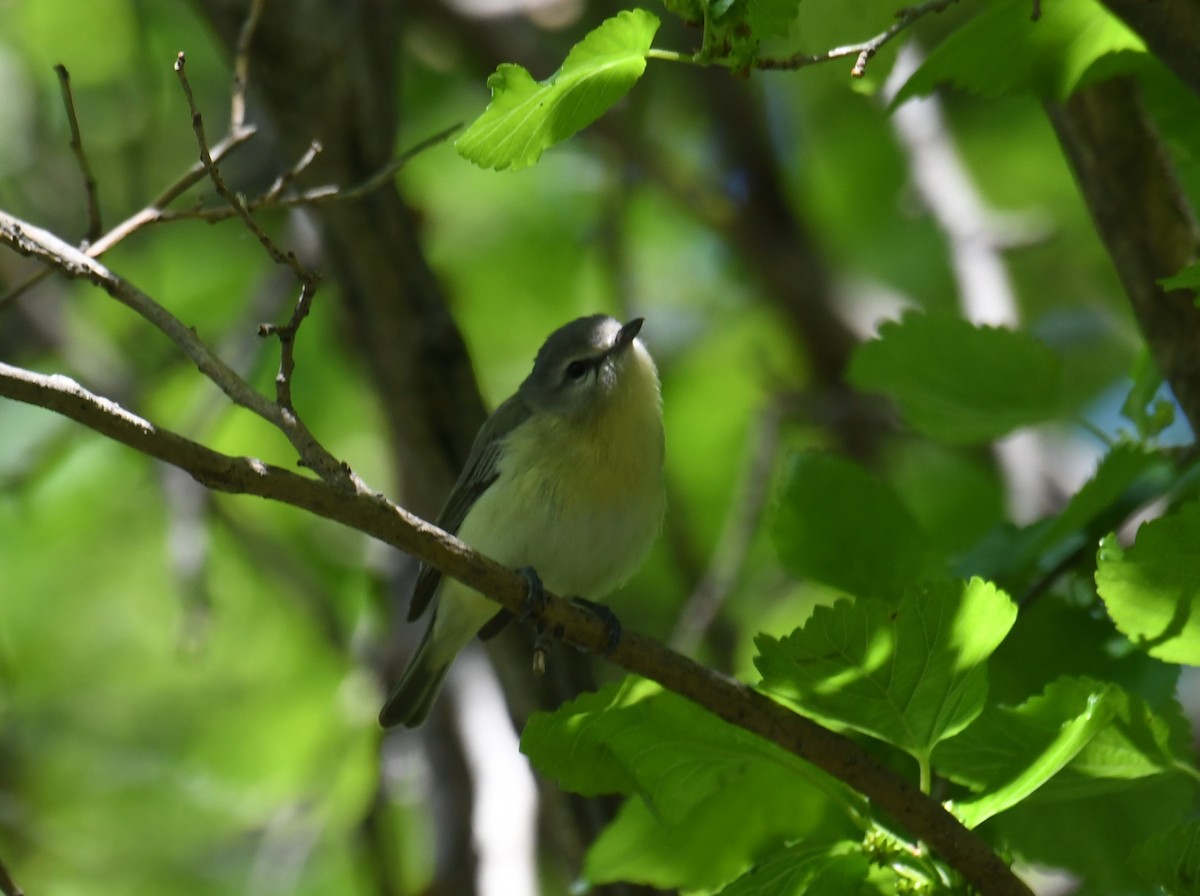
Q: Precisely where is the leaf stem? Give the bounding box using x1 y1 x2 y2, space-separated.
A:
645 47 705 66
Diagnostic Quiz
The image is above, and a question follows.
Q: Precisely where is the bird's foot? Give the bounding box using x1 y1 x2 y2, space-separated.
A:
571 597 622 657
516 567 547 621
532 626 551 677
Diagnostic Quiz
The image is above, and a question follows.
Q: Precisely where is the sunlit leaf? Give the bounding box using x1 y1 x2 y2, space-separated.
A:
755 578 1017 759
892 0 1144 104
936 677 1120 828
938 677 1195 827
456 10 660 170
1096 501 1200 664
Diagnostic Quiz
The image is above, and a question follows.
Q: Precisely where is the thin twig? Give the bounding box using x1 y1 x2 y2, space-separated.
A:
0 124 257 312
174 48 335 439
175 52 315 286
758 0 962 77
258 280 318 416
54 63 102 242
230 0 266 130
156 123 462 224
0 122 454 315
0 361 1035 896
0 208 353 488
262 140 323 203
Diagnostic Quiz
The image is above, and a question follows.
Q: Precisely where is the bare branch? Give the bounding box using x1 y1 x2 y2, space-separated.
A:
258 281 318 417
0 118 456 312
758 0 962 77
0 123 257 311
175 51 317 287
262 140 323 204
230 0 267 130
0 360 1033 896
156 123 463 224
0 208 353 487
54 63 102 242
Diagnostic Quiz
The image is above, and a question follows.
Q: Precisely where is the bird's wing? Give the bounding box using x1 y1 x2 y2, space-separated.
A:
407 394 533 622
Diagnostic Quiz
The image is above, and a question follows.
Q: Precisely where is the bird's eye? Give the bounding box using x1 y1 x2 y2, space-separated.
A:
565 360 590 381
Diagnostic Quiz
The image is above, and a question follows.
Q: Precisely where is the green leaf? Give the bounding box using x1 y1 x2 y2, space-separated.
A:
1160 260 1200 293
994 774 1194 892
988 595 1180 709
1035 443 1167 554
1122 349 1176 439
952 444 1171 595
935 677 1120 828
585 780 851 891
937 677 1195 828
747 0 802 39
1096 501 1200 664
892 0 1144 105
662 0 704 26
1133 820 1200 896
456 10 660 170
847 311 1062 444
769 451 934 600
523 679 854 890
714 841 872 896
754 578 1017 761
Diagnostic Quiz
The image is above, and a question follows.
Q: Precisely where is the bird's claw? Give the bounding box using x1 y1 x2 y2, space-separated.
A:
517 567 547 621
571 597 622 657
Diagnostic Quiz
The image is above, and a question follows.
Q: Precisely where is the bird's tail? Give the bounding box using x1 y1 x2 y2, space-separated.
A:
378 622 451 729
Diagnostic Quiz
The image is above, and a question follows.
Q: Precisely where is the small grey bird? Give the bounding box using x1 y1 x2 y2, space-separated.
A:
379 315 666 728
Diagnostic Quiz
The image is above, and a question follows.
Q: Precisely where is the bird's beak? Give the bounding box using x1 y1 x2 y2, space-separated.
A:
613 317 644 353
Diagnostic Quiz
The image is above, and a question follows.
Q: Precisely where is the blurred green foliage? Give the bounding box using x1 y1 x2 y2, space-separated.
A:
3 0 1200 893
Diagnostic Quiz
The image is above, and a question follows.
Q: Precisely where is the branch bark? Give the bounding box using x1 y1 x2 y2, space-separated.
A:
1046 77 1200 435
0 361 1031 896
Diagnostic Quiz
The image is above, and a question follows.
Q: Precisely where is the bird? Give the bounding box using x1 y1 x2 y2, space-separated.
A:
379 314 666 728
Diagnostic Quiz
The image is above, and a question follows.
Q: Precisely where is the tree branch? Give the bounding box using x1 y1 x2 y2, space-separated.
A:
0 361 1032 896
0 208 353 486
1046 77 1200 436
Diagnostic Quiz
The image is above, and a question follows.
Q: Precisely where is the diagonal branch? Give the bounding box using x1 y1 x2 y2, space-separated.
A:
0 361 1033 896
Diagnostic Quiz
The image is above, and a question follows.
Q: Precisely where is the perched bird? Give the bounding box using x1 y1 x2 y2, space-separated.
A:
379 315 666 728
